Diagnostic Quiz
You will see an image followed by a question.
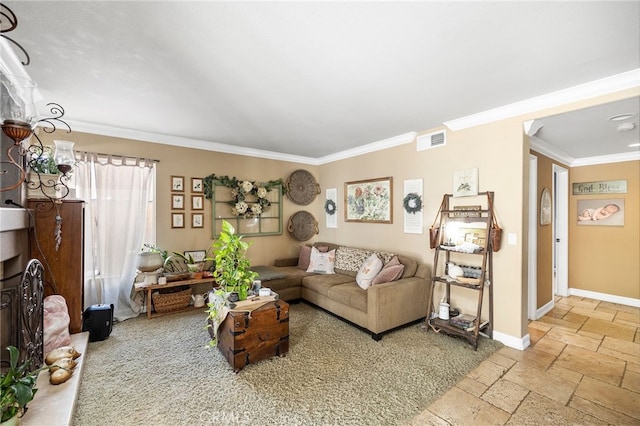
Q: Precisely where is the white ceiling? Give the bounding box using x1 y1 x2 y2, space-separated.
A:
3 1 639 164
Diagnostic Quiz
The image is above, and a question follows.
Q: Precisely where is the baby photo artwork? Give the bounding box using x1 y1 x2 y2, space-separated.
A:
577 198 624 226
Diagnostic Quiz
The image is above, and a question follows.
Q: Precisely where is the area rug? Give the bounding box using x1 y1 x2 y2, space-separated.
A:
73 302 502 425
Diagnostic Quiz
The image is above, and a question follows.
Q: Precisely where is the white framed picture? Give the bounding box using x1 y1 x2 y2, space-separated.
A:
453 168 479 197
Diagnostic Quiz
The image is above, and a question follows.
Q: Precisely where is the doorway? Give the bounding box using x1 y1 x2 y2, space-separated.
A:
527 156 569 320
553 164 569 297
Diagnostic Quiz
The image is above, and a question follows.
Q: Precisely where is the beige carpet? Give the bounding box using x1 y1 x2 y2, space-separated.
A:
73 302 502 425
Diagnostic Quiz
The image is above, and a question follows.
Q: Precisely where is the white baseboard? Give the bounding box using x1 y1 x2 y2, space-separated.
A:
493 330 530 351
535 299 554 320
569 288 640 308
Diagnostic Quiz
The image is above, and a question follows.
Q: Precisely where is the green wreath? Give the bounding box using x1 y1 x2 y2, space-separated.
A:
403 193 422 214
324 199 336 215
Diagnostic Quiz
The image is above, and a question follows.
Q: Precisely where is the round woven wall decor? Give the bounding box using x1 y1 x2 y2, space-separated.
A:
286 169 320 206
287 211 318 241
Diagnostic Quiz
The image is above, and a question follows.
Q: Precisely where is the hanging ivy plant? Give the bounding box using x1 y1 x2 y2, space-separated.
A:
403 193 423 214
324 199 336 215
203 174 286 219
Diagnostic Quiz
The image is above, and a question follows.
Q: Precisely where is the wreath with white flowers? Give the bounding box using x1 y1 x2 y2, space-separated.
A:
324 199 336 215
203 174 286 219
403 193 423 214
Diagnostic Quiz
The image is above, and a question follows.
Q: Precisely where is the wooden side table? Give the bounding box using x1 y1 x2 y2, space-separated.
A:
134 277 215 319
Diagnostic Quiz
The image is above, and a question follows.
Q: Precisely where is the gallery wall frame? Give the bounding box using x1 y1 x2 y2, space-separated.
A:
344 177 392 223
171 175 184 192
171 194 184 210
191 195 203 210
171 212 185 228
191 177 204 193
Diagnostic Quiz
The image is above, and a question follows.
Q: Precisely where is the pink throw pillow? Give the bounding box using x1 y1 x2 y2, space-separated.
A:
298 245 312 270
371 256 405 285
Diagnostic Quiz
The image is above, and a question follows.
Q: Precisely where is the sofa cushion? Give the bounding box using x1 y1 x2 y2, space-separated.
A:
356 253 383 289
374 251 396 265
327 283 367 313
396 255 418 278
306 247 336 274
301 274 354 297
372 256 405 285
297 245 312 270
334 246 372 273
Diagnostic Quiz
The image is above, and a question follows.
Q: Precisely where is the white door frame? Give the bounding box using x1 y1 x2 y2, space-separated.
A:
528 154 538 319
553 164 569 297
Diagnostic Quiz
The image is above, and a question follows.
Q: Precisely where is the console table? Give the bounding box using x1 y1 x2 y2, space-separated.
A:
134 277 215 319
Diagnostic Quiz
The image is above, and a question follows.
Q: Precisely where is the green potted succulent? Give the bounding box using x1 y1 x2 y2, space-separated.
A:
210 220 257 301
1 346 48 424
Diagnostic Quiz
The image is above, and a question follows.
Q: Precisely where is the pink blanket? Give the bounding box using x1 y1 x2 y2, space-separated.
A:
43 295 72 355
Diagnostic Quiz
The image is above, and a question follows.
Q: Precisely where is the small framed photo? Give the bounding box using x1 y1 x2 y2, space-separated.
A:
171 194 184 210
191 178 204 193
453 168 479 197
171 213 184 228
191 195 204 210
192 213 204 228
171 176 185 192
184 249 206 262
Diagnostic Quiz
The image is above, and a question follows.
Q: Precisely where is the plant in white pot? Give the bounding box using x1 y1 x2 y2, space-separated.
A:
210 220 257 301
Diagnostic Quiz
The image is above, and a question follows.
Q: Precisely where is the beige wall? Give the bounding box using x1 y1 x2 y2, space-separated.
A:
35 131 320 267
36 86 639 346
569 161 640 299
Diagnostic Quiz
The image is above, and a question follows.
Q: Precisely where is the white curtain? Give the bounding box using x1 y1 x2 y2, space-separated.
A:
75 152 156 321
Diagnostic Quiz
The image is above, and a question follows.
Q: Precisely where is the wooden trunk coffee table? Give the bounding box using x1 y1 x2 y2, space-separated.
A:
216 299 289 373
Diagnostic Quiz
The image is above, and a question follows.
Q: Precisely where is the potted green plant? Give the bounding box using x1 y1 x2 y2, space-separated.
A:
210 220 257 301
1 346 48 424
27 146 61 199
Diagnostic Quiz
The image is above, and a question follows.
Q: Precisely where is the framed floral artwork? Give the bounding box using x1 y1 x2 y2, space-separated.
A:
171 176 184 192
171 213 184 228
191 177 203 193
344 177 392 223
191 213 204 228
171 193 184 210
191 195 203 210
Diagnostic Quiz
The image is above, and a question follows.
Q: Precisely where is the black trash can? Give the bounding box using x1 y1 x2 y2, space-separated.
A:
82 304 114 342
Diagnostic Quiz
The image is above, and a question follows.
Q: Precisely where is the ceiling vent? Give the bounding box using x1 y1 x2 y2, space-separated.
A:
416 130 446 151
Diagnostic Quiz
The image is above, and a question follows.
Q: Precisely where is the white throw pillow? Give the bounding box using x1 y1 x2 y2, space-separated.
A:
306 247 336 274
356 253 383 289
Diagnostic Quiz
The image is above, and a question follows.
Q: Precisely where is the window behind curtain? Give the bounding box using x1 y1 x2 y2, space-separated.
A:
75 152 156 321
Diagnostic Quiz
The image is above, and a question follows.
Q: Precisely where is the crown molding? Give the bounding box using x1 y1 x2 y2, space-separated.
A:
315 132 417 165
64 120 321 165
445 69 640 131
530 135 640 167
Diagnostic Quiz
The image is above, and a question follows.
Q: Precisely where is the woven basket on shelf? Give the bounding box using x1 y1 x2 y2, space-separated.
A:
152 286 192 313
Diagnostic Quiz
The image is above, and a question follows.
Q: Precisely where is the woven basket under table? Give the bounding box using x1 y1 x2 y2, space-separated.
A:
152 286 192 313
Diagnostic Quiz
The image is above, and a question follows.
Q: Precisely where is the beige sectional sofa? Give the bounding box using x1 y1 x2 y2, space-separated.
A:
254 242 431 340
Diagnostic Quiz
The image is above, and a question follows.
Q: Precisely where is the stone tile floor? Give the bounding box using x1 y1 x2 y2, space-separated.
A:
410 295 640 425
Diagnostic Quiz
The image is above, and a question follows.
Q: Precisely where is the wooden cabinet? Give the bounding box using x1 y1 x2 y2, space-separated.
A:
28 199 84 333
426 192 494 350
